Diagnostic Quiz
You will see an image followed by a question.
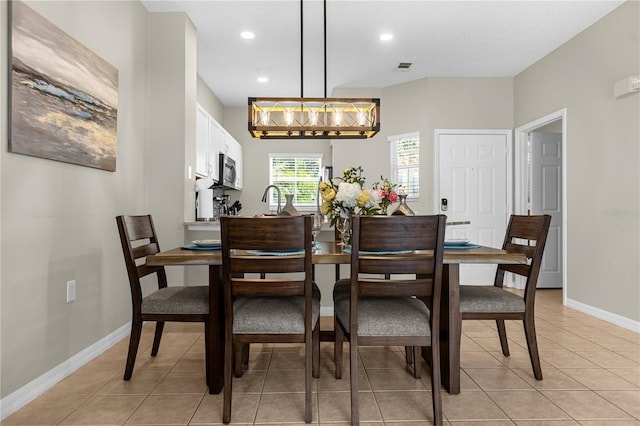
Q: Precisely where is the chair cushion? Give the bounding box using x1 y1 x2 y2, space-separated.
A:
459 285 525 313
232 283 321 334
333 280 431 337
142 286 209 315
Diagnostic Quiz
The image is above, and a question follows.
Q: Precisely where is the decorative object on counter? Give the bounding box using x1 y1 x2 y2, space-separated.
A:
392 193 415 216
335 216 350 247
196 189 215 221
318 166 379 227
371 175 399 215
279 194 301 216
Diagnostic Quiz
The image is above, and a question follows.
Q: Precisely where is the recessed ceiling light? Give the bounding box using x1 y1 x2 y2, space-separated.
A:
257 77 268 83
240 31 255 40
379 33 393 41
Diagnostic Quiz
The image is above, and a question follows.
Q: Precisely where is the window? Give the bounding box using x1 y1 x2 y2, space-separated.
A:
268 154 323 210
389 132 420 199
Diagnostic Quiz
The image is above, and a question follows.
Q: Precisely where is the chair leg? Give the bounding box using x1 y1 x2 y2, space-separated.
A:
204 321 211 388
334 316 343 379
412 346 421 379
523 318 543 380
233 343 243 378
124 319 143 380
430 343 443 426
151 321 165 356
405 346 413 365
350 337 359 426
313 324 320 378
496 319 510 357
241 344 250 372
305 331 313 423
222 334 234 424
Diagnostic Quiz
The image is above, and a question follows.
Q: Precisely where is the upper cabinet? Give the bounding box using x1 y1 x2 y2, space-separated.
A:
195 103 219 180
195 103 243 190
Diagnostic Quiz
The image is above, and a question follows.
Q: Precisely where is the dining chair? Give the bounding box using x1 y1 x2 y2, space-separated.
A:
220 215 320 424
115 215 209 381
333 214 446 426
459 214 551 380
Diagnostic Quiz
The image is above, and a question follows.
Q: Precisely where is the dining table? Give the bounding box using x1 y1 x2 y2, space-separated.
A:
146 240 526 395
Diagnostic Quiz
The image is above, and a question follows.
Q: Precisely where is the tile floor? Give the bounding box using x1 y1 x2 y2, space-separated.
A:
3 289 639 425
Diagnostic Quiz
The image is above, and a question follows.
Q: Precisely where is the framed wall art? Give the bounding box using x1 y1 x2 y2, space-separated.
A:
8 0 119 172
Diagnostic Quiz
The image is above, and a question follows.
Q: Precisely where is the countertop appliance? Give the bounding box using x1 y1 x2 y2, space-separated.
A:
216 153 238 190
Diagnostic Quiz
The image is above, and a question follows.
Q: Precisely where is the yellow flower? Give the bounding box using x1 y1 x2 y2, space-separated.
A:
356 189 370 205
320 201 332 215
344 168 350 175
321 188 336 201
319 181 328 190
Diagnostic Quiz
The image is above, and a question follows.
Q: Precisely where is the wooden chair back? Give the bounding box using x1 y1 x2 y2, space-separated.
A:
495 214 552 304
116 215 168 309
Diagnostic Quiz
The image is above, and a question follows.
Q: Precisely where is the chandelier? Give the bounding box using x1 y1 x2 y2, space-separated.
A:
248 1 380 140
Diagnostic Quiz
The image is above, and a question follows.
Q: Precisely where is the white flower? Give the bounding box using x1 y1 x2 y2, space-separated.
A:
335 182 361 207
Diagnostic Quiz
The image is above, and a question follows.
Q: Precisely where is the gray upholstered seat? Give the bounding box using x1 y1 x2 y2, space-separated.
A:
459 286 525 313
333 280 430 337
233 284 321 334
141 286 209 316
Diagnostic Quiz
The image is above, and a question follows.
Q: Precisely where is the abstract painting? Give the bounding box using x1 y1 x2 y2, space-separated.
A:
9 0 119 172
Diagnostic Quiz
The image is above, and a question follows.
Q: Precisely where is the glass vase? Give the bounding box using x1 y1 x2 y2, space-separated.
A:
278 194 301 216
391 194 415 216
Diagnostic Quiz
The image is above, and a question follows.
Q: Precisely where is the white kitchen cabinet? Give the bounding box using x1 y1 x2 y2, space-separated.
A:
195 103 221 180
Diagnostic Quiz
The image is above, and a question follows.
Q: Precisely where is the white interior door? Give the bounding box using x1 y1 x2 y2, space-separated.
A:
530 132 563 288
437 130 511 285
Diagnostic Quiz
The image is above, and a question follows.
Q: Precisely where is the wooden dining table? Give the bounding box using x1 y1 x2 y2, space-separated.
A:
146 240 526 395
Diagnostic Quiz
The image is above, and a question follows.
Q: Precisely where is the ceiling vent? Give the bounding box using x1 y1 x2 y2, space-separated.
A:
394 62 412 72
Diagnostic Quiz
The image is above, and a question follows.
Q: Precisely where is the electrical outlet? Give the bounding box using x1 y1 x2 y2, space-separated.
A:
66 280 76 303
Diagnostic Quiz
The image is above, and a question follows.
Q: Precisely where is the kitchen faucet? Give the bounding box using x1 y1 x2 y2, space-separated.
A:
261 185 282 214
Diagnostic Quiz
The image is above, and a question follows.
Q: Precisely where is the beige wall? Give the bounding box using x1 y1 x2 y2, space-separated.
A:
514 1 639 322
1 0 149 397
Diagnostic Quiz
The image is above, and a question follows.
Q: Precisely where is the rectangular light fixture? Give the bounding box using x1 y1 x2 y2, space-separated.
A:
248 97 380 139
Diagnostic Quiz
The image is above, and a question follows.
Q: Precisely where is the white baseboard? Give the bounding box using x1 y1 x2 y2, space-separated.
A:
0 322 131 421
565 298 640 333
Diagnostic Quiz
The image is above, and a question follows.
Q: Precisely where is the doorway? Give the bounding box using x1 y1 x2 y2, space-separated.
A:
435 129 512 285
515 109 567 298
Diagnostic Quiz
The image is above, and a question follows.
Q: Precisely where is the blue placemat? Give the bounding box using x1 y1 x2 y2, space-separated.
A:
343 247 414 255
444 243 481 250
182 243 221 250
246 249 305 256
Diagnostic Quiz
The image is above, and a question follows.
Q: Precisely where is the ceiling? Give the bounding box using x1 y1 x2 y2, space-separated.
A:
141 1 624 108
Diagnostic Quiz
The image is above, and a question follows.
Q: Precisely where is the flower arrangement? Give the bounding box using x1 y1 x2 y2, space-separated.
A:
319 166 379 226
371 175 399 214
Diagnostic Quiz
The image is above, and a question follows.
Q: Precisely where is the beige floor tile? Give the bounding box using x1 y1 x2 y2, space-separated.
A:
97 371 167 395
358 347 406 369
172 354 206 374
262 369 316 393
317 391 382 423
597 390 640 419
245 351 272 371
125 394 202 424
460 351 507 368
465 368 533 390
316 366 371 392
374 390 436 422
460 335 485 352
441 389 508 421
511 367 586 390
268 352 306 370
254 392 318 424
540 351 600 369
486 390 570 420
2 394 89 425
152 371 208 395
45 368 119 396
609 368 640 387
448 421 515 426
190 393 259 425
60 394 145 425
487 350 549 370
561 368 639 390
131 353 183 373
228 370 266 393
618 351 640 362
513 420 579 425
471 337 527 353
575 351 640 368
578 421 640 426
367 368 427 391
540 390 633 420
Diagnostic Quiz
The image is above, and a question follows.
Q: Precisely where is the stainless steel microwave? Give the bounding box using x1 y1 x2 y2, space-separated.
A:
217 154 238 190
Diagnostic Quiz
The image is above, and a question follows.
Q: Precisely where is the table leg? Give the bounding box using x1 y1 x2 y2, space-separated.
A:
440 264 461 394
206 265 225 394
